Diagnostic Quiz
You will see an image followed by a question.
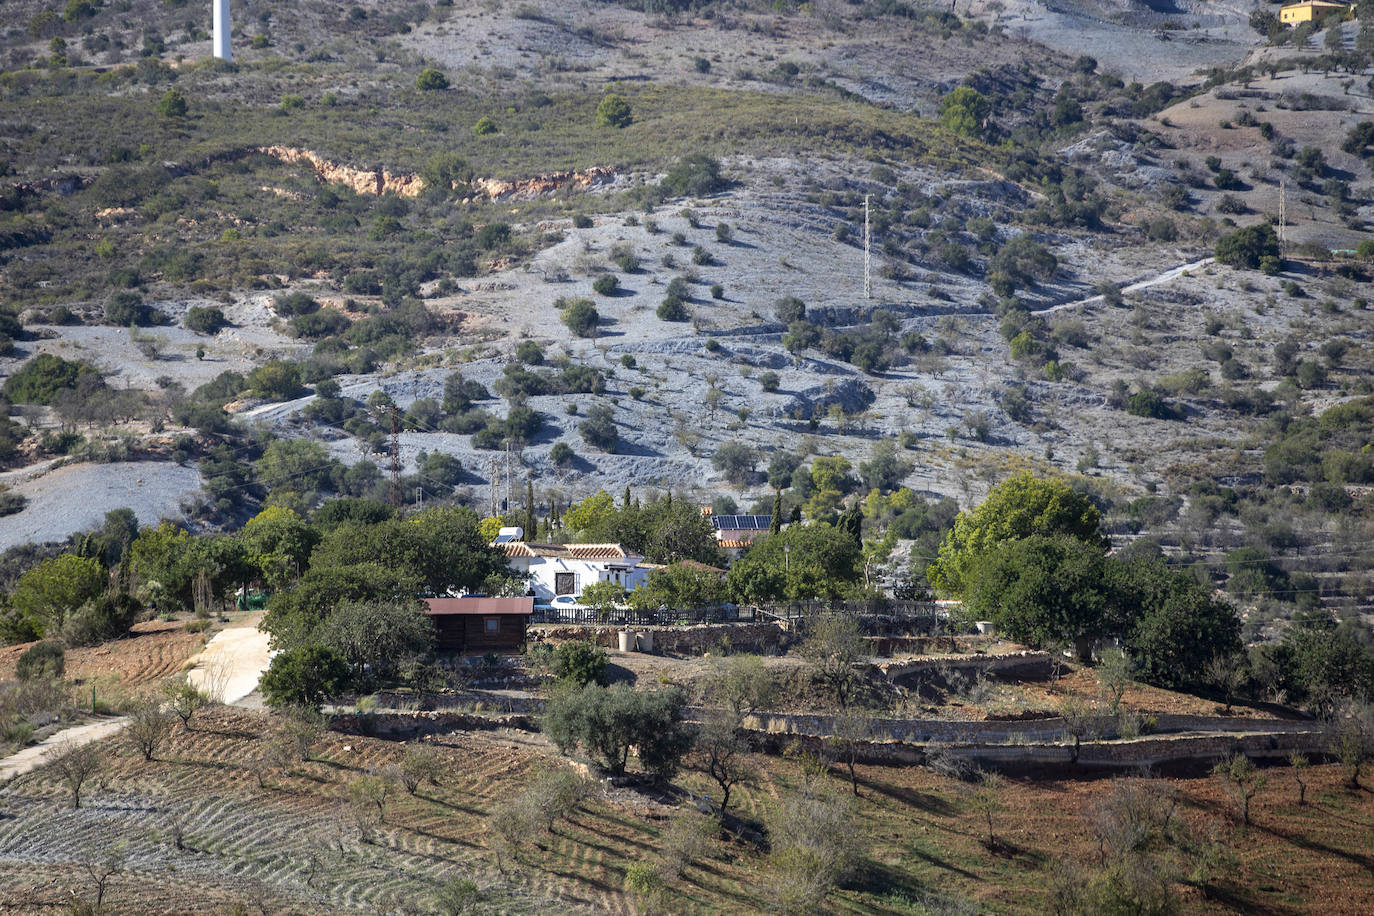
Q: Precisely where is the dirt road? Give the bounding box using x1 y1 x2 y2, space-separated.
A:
1032 257 1216 316
184 616 272 706
0 618 273 780
0 717 129 780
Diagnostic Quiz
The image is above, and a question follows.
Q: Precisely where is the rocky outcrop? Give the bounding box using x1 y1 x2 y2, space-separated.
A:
468 166 615 202
257 146 615 203
258 145 427 197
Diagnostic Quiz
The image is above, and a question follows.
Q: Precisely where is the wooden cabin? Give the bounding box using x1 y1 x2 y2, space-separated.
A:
424 596 534 654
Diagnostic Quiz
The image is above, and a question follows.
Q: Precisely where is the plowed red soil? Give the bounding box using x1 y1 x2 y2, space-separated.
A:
0 619 205 694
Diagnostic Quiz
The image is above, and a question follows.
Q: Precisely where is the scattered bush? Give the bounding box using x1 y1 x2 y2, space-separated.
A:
185 306 227 335
552 640 608 686
661 154 727 198
562 299 599 337
16 640 65 681
596 93 633 128
416 68 449 90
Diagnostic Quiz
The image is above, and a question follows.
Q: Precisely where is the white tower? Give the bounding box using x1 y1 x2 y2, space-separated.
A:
213 0 232 62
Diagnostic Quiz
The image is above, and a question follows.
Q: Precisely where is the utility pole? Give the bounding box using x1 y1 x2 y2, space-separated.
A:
505 441 513 515
863 193 872 300
388 405 401 510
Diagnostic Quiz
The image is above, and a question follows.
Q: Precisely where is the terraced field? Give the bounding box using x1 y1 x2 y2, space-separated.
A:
1 703 1370 914
0 709 695 913
0 620 206 697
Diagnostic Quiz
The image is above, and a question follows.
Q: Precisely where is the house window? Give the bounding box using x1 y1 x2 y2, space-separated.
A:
554 572 575 595
484 617 500 633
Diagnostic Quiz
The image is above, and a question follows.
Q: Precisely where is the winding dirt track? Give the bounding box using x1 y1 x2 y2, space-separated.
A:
0 618 271 781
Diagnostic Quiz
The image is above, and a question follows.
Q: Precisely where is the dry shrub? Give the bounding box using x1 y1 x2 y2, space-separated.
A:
658 810 717 880
763 780 857 914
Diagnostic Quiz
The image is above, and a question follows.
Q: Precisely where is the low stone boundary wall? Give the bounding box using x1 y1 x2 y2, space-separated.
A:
754 728 1328 773
358 690 543 715
528 622 788 655
731 708 1316 745
331 711 536 740
332 704 1326 776
876 651 1052 684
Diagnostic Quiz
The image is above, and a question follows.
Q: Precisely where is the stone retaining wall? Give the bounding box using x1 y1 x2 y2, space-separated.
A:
731 708 1316 744
331 711 535 740
528 622 789 655
332 705 1326 775
876 651 1053 684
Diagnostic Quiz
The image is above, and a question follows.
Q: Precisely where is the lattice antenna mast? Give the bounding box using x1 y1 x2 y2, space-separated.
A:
1278 176 1287 253
863 194 872 299
388 405 401 509
489 458 499 518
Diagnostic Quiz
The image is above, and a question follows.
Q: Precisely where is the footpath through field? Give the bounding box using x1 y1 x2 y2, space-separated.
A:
0 616 273 780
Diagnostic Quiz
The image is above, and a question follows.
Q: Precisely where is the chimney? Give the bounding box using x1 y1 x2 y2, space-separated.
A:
213 0 232 62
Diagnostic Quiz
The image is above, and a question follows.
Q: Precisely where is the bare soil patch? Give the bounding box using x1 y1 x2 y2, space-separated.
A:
0 619 205 696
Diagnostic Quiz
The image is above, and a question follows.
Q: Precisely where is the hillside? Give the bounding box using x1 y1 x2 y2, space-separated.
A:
1 4 1372 617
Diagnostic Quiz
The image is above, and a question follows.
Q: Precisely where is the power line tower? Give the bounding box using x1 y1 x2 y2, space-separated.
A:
863 194 872 299
388 405 401 510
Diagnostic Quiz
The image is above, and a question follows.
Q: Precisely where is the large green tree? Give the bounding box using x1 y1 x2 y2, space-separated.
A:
928 472 1104 594
962 535 1113 662
261 563 420 651
317 599 435 681
259 645 352 710
307 506 506 596
726 524 864 603
3 554 106 641
628 561 727 610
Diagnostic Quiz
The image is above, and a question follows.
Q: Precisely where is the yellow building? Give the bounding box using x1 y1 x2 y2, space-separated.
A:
1280 0 1349 25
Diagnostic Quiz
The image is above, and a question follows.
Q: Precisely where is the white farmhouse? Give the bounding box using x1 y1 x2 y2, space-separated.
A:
497 542 650 601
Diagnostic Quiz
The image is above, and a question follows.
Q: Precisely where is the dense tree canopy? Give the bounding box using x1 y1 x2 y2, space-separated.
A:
628 561 728 610
726 524 865 603
2 553 105 641
928 472 1104 594
963 534 1114 662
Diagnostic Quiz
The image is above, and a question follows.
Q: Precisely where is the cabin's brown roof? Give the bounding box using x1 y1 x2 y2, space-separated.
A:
424 597 534 616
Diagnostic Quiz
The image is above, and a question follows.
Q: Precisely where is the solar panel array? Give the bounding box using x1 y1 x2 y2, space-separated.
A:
710 515 772 530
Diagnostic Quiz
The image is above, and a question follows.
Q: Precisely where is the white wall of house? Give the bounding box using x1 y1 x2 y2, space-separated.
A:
509 556 650 600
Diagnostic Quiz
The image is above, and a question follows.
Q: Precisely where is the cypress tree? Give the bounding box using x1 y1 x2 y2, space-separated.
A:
524 480 535 540
770 491 782 534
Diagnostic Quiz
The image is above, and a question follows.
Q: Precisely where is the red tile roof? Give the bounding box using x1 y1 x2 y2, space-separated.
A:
496 542 639 560
424 597 534 616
